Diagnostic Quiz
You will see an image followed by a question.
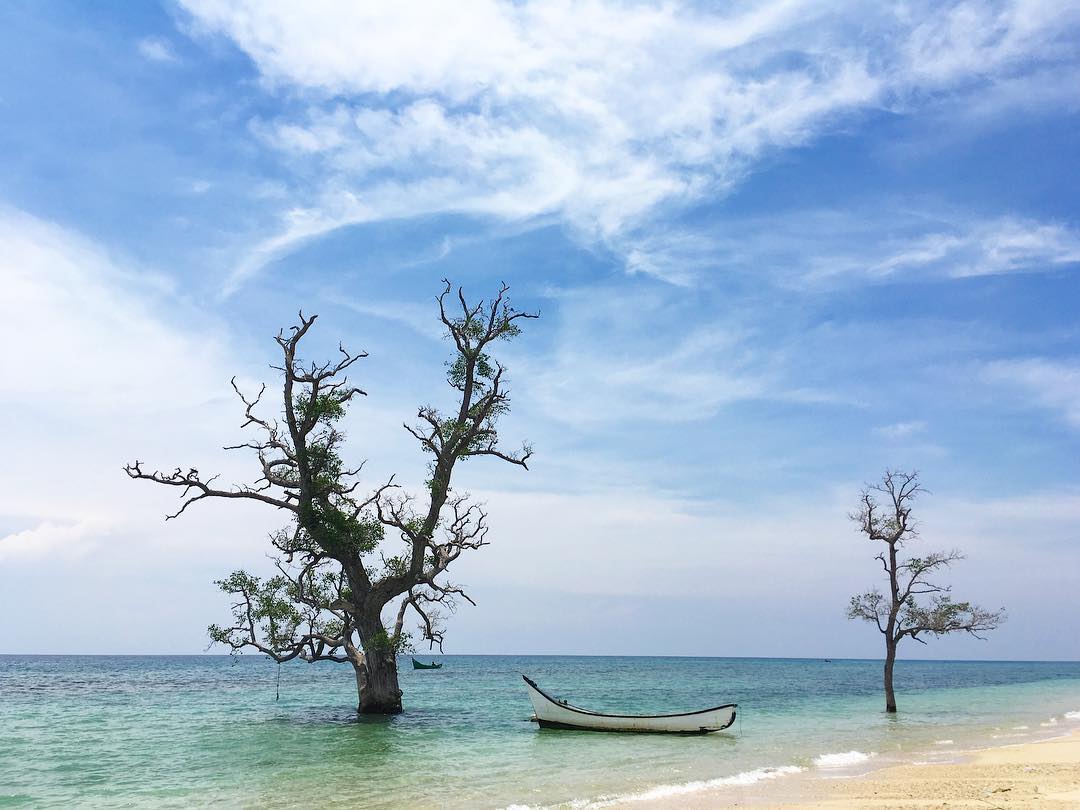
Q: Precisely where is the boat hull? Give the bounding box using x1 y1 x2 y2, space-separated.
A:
523 676 736 734
411 658 442 670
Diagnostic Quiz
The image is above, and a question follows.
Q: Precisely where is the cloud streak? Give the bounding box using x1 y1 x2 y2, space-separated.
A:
179 0 1080 291
983 358 1080 427
628 210 1080 287
137 37 177 63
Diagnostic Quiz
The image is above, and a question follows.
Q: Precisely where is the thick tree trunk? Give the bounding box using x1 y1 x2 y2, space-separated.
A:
883 639 897 713
352 618 403 715
353 652 402 714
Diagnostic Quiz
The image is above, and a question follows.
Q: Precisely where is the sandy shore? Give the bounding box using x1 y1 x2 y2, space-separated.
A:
629 731 1080 809
763 731 1080 808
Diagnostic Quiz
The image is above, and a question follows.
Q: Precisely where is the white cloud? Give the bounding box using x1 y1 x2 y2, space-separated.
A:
798 213 1080 282
0 208 303 652
880 219 1080 279
900 0 1080 85
624 230 721 286
446 481 1080 657
518 286 771 425
0 209 282 556
219 200 369 296
942 486 1080 534
0 520 100 563
940 66 1080 124
875 421 927 440
983 358 1080 427
331 293 447 341
465 486 854 599
466 482 1080 599
627 210 1080 287
137 37 177 63
3 208 1076 657
176 0 1080 291
0 210 229 413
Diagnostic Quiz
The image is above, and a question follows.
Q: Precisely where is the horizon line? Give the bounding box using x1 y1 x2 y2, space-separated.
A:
3 652 1079 664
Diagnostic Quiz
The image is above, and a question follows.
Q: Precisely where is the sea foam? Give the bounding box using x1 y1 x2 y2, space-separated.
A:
538 766 806 809
933 739 954 745
1065 711 1080 720
813 751 876 768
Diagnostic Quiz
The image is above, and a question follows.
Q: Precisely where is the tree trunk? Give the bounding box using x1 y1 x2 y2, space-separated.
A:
353 652 402 714
352 619 403 715
883 639 897 713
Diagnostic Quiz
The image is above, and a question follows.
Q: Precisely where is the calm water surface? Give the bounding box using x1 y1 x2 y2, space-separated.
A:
2 655 1079 807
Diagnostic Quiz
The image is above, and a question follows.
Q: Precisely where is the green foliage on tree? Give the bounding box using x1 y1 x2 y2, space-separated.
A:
128 281 537 713
848 470 1005 712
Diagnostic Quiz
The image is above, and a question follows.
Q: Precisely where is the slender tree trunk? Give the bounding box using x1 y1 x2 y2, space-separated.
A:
883 638 897 714
353 618 403 715
885 538 900 714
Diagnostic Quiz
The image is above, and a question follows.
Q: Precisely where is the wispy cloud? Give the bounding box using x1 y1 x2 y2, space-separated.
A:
400 235 454 268
515 284 839 425
137 36 177 63
219 199 373 296
983 358 1080 427
875 421 927 440
0 208 280 567
899 0 1080 85
0 209 230 412
873 218 1080 280
627 210 1080 287
0 520 102 563
331 292 447 341
178 0 1080 292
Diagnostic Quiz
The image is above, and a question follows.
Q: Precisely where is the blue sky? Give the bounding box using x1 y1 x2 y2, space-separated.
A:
2 0 1079 659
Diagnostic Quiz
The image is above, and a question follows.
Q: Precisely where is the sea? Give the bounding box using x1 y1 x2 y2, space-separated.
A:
1 655 1078 808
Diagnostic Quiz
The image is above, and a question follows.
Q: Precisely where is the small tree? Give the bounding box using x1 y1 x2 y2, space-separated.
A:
126 281 536 714
847 470 1005 713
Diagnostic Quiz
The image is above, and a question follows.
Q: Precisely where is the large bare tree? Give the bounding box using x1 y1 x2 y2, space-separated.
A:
847 470 1005 713
126 281 536 714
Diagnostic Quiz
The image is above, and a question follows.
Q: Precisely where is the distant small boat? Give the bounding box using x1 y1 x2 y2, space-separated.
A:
522 675 736 734
411 658 443 670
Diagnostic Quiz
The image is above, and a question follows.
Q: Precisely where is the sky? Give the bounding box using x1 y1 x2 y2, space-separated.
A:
1 0 1079 660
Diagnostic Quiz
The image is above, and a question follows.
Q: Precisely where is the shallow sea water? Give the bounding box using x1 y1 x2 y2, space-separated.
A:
1 655 1079 808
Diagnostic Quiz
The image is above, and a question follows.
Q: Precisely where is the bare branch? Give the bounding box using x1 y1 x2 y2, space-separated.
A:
124 462 297 519
128 288 539 713
847 470 1005 713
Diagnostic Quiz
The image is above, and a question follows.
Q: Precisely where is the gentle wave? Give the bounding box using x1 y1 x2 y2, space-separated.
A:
1065 711 1080 720
813 750 876 768
589 766 806 807
505 765 806 809
933 739 954 745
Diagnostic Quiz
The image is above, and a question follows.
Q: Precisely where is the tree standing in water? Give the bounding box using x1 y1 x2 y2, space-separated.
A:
126 281 536 714
847 470 1005 713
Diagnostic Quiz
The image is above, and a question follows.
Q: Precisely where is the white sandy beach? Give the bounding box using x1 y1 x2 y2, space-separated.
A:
619 730 1080 808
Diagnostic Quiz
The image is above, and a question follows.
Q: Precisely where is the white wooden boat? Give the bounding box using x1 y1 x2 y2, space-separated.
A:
522 675 737 734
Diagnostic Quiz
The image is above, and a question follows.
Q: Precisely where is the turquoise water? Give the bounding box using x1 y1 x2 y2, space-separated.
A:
2 655 1079 808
